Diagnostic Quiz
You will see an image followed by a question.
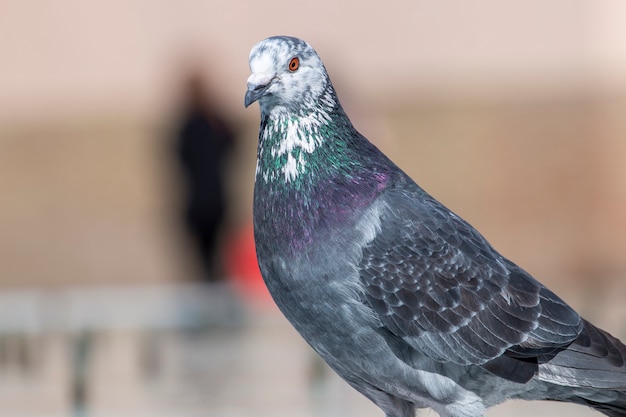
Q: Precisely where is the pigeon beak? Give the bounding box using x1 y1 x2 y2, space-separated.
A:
244 73 275 107
244 85 267 108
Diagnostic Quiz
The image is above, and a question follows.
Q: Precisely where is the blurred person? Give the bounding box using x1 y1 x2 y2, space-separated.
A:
174 70 235 284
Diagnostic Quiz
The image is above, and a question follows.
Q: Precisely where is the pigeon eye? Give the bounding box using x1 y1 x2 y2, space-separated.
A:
288 57 300 72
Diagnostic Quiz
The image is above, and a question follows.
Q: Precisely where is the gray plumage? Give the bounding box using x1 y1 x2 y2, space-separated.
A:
245 35 626 417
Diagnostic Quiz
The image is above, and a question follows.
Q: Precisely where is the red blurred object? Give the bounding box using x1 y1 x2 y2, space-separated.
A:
224 224 272 304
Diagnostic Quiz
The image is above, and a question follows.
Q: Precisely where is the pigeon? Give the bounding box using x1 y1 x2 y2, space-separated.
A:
244 35 626 417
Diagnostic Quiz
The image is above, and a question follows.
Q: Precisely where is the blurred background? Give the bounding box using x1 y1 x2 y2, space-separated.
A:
1 1 626 416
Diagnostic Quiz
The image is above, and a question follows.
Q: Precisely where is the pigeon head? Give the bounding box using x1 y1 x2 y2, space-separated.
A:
245 36 350 184
245 36 331 115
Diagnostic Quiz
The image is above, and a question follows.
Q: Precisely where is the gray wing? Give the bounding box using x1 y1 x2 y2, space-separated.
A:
359 188 583 375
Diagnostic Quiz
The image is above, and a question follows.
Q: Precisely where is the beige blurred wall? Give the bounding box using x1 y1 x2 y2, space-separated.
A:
2 1 626 121
0 1 626 299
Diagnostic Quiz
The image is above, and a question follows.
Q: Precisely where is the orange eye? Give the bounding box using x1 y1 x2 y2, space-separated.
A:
288 57 300 72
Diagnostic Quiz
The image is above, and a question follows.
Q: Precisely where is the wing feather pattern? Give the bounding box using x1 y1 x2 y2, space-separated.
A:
359 188 583 378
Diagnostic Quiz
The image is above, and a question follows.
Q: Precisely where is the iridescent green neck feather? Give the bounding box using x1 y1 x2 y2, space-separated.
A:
255 87 347 186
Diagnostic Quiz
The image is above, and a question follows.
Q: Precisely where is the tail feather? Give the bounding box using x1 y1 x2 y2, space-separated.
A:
574 394 626 417
538 319 626 416
539 319 626 390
